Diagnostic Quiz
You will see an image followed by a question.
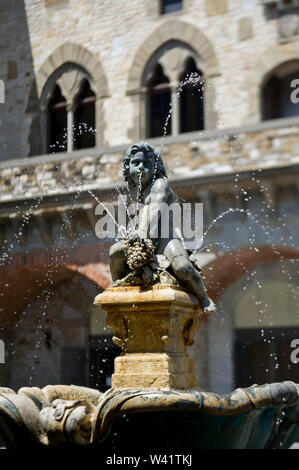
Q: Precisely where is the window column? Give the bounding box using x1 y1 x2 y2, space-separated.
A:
67 102 74 153
170 81 180 137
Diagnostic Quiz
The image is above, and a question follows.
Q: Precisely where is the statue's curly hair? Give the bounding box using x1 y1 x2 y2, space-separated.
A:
123 142 167 188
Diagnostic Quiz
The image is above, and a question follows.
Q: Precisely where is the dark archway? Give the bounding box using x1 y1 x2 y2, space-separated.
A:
179 57 204 133
203 245 299 301
146 63 171 138
0 244 118 392
204 245 299 393
74 79 96 150
47 84 67 153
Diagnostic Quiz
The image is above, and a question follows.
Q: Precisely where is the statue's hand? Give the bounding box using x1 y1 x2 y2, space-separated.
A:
201 296 216 314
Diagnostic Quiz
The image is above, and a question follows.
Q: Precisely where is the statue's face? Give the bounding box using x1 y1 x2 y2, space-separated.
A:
129 151 155 187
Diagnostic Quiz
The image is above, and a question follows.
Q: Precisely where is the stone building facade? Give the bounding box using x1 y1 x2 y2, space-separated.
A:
0 0 299 394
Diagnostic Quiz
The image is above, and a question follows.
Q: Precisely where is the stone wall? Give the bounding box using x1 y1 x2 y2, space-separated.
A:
0 0 295 161
0 1 36 161
0 121 298 204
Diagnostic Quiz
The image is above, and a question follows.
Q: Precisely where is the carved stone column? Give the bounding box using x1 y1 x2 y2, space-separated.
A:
67 103 74 153
57 68 86 152
94 285 203 389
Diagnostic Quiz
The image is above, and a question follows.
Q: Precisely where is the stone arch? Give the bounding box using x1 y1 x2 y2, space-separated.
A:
248 42 299 122
126 19 220 139
40 65 89 111
127 19 219 94
142 41 203 87
203 245 299 301
0 245 111 324
26 43 109 155
36 42 109 100
0 244 112 389
204 245 299 393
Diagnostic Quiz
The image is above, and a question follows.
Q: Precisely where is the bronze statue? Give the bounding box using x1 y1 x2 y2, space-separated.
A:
109 142 216 313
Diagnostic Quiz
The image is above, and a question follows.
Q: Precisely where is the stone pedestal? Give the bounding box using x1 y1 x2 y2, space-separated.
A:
94 285 203 389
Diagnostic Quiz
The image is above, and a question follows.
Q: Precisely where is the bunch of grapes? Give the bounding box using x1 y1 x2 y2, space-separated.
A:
123 236 155 271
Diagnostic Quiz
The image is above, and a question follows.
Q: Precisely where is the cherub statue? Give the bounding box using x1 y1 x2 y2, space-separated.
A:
109 142 216 314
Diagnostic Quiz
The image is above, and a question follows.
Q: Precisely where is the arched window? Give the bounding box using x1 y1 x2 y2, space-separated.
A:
42 66 98 154
9 274 120 392
147 64 171 138
179 57 204 133
143 42 205 139
47 84 67 153
262 61 299 120
74 79 96 150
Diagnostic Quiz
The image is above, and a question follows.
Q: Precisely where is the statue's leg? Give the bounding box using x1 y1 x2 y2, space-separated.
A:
164 239 215 312
109 241 128 282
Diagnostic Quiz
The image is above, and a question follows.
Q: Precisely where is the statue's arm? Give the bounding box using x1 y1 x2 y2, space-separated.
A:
137 179 171 239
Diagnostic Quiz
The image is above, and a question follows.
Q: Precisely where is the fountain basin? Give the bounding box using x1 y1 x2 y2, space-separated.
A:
97 407 299 450
1 383 299 449
92 383 299 450
1 286 298 449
